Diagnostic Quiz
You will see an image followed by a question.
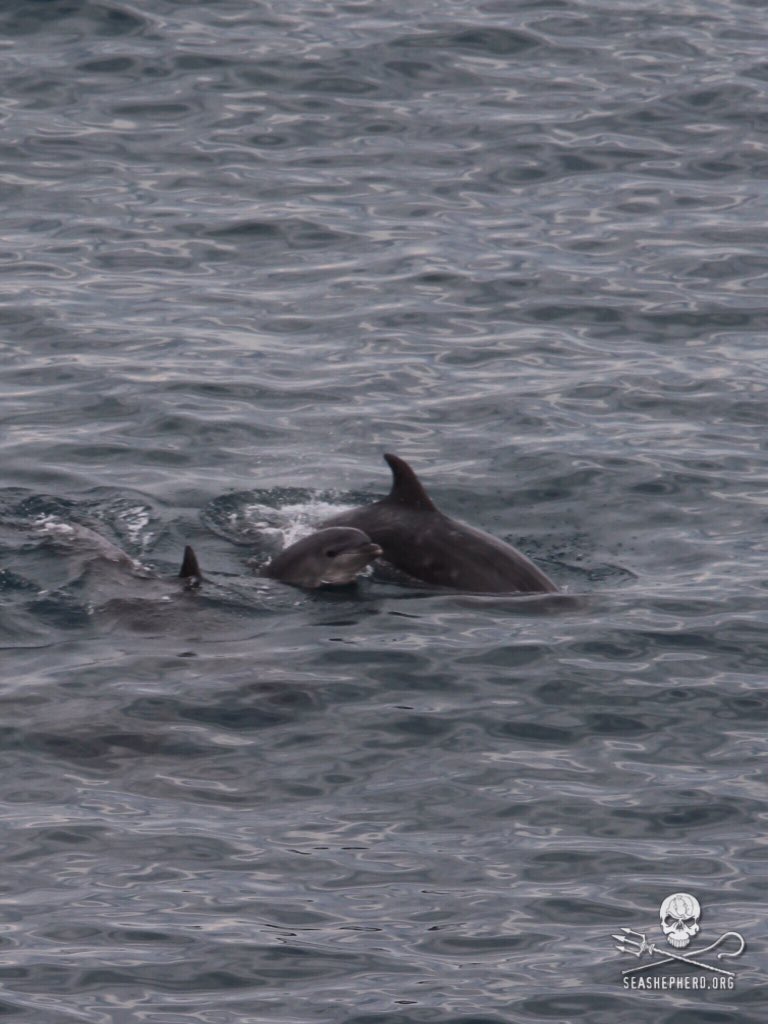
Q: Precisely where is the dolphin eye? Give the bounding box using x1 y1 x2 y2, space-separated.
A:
325 548 339 558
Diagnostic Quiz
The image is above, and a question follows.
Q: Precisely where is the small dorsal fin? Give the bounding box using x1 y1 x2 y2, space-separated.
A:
383 453 437 511
179 545 202 585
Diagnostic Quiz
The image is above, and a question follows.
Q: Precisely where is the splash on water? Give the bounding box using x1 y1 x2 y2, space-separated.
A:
241 499 356 549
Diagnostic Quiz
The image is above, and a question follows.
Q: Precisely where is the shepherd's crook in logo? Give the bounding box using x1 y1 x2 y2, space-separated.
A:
615 927 746 977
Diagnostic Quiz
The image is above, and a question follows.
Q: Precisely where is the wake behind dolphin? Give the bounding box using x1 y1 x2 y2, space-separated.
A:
322 453 558 594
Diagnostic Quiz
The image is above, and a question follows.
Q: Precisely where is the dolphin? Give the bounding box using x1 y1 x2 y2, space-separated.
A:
322 453 558 594
35 518 151 575
263 527 382 589
40 518 205 588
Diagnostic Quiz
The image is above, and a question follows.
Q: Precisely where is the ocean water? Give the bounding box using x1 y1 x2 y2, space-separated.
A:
1 1 767 1021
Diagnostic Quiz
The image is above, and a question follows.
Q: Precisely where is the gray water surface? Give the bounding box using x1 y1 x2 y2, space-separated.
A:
1 1 767 1021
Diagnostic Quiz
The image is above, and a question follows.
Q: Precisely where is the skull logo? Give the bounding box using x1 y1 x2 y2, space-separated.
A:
659 892 701 949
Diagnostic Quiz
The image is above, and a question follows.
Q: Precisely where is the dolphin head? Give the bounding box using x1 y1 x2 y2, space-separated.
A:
314 527 383 585
266 527 382 588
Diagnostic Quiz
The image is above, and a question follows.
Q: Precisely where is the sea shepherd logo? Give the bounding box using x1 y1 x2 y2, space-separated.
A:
614 893 746 990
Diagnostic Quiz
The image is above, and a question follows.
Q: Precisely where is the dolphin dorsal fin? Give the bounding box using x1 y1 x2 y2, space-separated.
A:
179 545 202 585
383 454 437 511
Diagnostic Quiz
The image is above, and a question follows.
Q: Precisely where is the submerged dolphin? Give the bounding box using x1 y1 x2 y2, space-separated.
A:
263 527 382 589
322 454 558 594
38 518 206 599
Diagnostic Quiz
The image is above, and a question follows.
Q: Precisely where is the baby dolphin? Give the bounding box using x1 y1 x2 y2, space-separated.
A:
322 453 558 594
264 527 382 589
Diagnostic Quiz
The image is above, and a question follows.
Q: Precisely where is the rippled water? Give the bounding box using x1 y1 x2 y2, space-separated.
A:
1 1 766 1021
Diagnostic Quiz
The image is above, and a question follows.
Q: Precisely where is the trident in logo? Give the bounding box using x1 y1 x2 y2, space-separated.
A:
614 927 746 976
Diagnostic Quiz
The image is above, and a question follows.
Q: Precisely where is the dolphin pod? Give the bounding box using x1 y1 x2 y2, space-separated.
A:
53 454 556 595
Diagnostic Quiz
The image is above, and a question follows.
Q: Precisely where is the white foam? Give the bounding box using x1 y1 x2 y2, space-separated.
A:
242 500 355 548
118 505 154 550
34 514 76 539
